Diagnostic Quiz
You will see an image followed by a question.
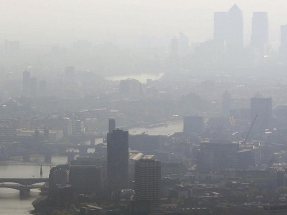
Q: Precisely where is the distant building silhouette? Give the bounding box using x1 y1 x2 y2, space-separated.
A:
179 32 189 55
119 79 143 99
167 37 180 73
107 129 129 191
227 4 243 53
213 5 244 64
237 149 255 170
108 118 116 133
34 128 40 142
214 12 228 47
250 97 272 133
170 37 179 58
135 159 161 210
22 71 38 97
70 157 102 194
251 12 269 57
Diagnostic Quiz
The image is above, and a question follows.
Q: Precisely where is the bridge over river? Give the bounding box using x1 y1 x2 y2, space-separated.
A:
0 178 49 196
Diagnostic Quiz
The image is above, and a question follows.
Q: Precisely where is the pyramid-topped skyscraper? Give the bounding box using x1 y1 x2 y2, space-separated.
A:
227 4 243 52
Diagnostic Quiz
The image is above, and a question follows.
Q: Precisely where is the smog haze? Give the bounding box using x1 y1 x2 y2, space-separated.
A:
1 0 287 46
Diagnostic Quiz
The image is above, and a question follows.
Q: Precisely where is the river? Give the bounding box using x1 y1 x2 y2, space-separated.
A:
0 120 183 214
129 120 183 136
0 156 67 215
105 73 164 83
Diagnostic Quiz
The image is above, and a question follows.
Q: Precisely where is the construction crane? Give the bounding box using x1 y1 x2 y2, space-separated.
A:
243 114 258 147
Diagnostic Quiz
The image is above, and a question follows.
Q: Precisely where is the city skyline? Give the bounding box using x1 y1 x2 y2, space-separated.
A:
1 1 287 48
3 1 287 214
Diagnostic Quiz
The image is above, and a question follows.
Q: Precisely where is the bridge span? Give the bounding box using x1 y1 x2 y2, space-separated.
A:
0 178 49 186
0 178 49 196
0 184 47 195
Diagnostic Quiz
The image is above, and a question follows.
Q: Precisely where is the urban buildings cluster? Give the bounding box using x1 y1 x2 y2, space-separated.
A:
167 4 287 77
1 4 287 215
45 119 162 214
37 92 287 215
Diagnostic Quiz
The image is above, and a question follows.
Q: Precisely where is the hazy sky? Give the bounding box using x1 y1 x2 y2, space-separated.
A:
1 0 287 47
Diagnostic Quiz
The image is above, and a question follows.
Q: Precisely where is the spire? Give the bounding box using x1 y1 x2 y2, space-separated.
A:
229 4 240 11
40 164 43 177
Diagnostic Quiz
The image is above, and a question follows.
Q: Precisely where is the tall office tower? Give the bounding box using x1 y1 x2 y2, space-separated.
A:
251 12 269 56
179 32 189 55
251 97 272 133
70 157 102 194
183 116 204 134
170 37 179 58
135 159 161 210
107 129 129 191
227 4 243 53
168 37 180 73
214 12 228 47
108 118 116 133
23 71 30 96
280 25 287 60
119 79 143 99
222 91 231 116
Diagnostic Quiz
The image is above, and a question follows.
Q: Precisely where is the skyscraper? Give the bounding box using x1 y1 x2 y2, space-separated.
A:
170 37 179 58
107 129 129 191
135 159 161 210
179 32 189 55
251 12 269 56
69 157 102 194
108 118 116 133
214 12 228 46
227 4 243 53
119 79 143 99
168 37 180 73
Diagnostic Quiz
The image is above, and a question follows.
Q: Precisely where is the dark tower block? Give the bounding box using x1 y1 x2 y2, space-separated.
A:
107 129 129 192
